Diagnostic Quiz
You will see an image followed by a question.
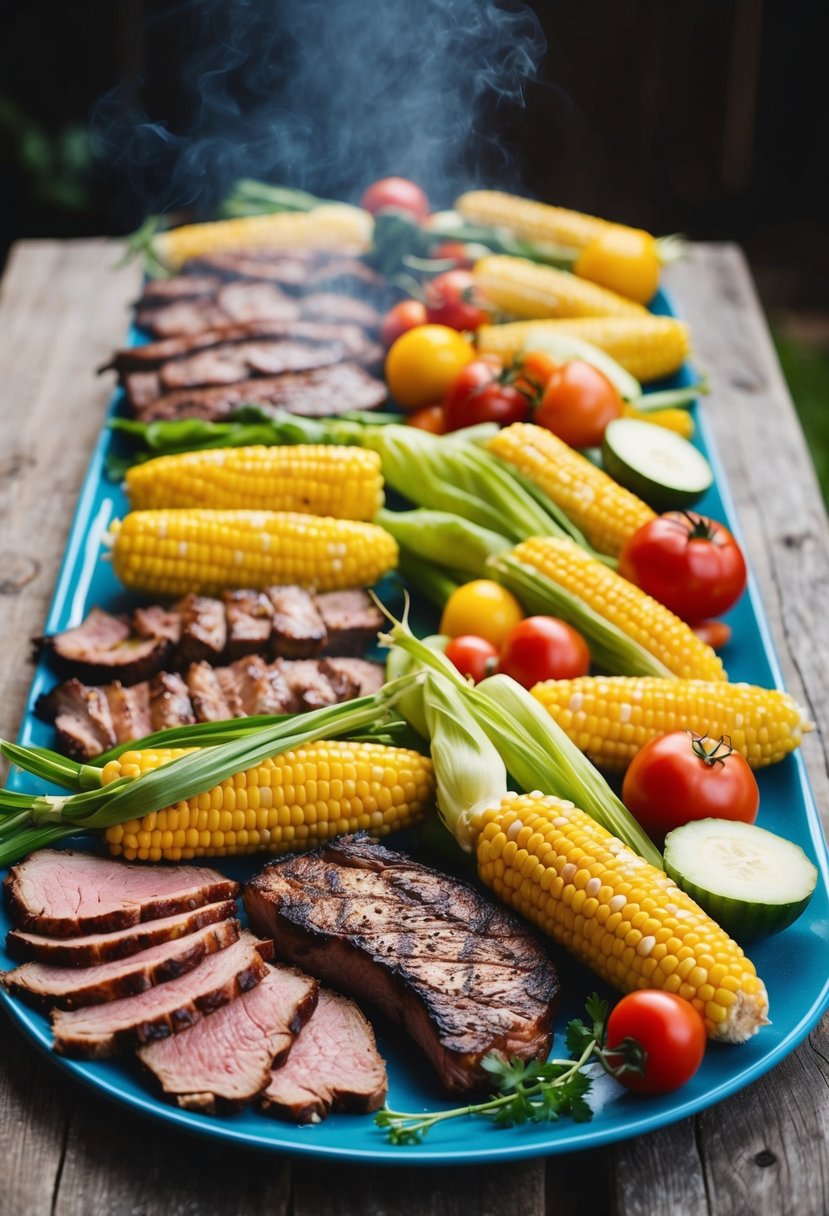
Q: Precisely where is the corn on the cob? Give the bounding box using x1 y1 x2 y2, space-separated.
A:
102 741 435 861
510 537 726 682
474 255 646 320
456 190 613 251
622 402 694 439
532 676 812 772
475 791 768 1041
125 445 384 519
477 317 690 383
153 204 374 271
488 422 655 558
109 509 398 597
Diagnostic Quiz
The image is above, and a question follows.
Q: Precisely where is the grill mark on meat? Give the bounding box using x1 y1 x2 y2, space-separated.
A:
315 590 383 657
149 671 196 731
267 586 327 658
177 595 227 664
223 588 274 658
158 339 346 392
138 276 221 305
186 662 231 722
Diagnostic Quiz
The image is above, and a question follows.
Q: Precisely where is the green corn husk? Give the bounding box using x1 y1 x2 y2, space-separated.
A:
378 509 511 576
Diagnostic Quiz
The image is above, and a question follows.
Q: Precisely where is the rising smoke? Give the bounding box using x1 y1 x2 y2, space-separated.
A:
91 0 546 218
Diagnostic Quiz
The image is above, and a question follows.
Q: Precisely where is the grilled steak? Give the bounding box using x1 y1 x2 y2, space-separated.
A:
316 590 383 656
268 586 327 658
244 837 560 1094
177 594 227 664
5 850 239 938
3 918 240 1009
301 292 383 331
149 671 196 731
132 363 387 423
36 608 173 685
259 987 387 1122
138 963 318 1113
223 589 274 658
6 900 238 967
136 284 301 338
324 658 385 697
138 276 222 306
38 678 117 757
51 932 273 1058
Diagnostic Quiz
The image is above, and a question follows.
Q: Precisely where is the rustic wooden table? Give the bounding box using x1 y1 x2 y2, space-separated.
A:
0 240 827 1216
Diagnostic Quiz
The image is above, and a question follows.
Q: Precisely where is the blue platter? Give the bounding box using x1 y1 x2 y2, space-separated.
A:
1 290 827 1163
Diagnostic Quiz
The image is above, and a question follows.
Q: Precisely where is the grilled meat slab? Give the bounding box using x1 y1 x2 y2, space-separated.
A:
50 932 272 1058
259 987 387 1122
138 964 318 1113
3 918 240 1010
6 900 238 967
244 837 560 1094
5 850 239 939
136 283 301 338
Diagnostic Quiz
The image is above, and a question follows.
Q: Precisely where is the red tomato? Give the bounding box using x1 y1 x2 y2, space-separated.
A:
692 620 732 650
535 360 624 448
444 635 499 683
380 300 427 349
511 350 558 400
429 240 490 268
606 991 707 1094
619 513 747 624
442 359 530 431
360 177 430 222
622 731 759 840
424 270 490 331
406 404 447 434
497 616 591 687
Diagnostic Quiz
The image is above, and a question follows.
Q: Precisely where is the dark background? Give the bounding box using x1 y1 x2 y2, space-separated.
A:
1 0 827 488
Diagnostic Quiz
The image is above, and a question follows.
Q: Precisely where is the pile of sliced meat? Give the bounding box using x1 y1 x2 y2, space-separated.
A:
107 248 392 421
35 587 385 759
2 850 387 1120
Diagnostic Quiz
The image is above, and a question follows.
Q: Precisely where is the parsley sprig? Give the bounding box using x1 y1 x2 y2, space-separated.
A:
375 994 645 1145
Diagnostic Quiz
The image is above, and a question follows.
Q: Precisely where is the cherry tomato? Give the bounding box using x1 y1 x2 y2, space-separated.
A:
511 350 558 400
692 620 732 650
574 226 661 305
406 404 447 434
444 635 499 683
497 616 590 687
424 270 490 331
606 991 707 1094
380 300 427 349
622 731 759 840
439 580 524 649
535 360 624 448
619 513 747 624
360 177 430 222
385 324 474 410
442 359 530 431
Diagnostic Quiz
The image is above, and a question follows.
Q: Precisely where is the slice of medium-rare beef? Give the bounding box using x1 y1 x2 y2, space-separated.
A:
35 679 117 761
149 671 196 731
39 607 172 685
228 655 296 715
244 836 560 1095
6 900 238 967
138 963 318 1113
267 586 327 658
277 659 358 712
177 594 227 664
300 293 383 332
259 987 386 1123
186 662 233 723
4 918 240 1010
324 658 385 698
103 681 153 744
158 339 346 392
5 850 239 939
223 589 274 659
133 604 182 646
134 363 387 423
51 932 273 1058
315 590 383 657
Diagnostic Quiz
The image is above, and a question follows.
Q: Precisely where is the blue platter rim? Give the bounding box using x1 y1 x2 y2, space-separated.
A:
1 287 828 1164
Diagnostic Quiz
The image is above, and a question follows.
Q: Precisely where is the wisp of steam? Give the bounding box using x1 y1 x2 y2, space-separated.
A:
91 0 546 219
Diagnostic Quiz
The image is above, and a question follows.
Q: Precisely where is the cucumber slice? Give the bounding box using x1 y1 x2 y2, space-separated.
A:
602 418 713 510
519 330 642 402
663 819 818 941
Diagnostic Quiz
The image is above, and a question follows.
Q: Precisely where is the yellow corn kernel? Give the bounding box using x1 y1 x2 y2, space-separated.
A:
125 445 384 519
474 255 646 321
103 741 435 860
475 792 768 1042
511 536 726 682
488 422 655 558
455 190 613 251
531 676 812 771
623 402 694 440
109 509 398 597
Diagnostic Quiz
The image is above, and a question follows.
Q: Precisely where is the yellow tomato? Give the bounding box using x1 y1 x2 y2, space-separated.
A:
386 324 475 410
439 580 524 648
574 226 661 305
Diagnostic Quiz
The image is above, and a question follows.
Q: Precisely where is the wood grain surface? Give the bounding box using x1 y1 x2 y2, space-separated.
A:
0 240 826 1216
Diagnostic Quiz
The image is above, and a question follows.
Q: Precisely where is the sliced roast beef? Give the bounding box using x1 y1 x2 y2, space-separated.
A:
133 605 182 646
138 964 318 1113
5 850 239 938
3 918 240 1009
132 363 387 423
316 590 383 657
229 654 296 715
177 594 227 664
278 658 357 711
244 837 560 1095
36 678 117 760
138 276 222 306
223 589 274 659
103 681 153 742
324 658 385 698
136 286 301 338
185 662 232 722
38 608 172 685
51 932 273 1058
267 586 327 658
259 987 386 1122
158 339 346 391
6 900 238 967
183 249 321 287
149 671 196 731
